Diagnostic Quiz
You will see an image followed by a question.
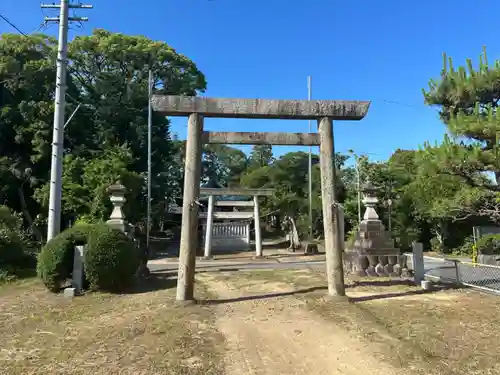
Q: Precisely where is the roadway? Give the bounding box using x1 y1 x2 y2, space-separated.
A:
148 258 327 273
149 253 500 293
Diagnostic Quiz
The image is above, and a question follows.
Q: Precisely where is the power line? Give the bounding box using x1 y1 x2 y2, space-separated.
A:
0 13 27 36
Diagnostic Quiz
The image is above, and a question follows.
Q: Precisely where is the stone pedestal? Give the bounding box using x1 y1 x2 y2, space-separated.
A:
344 181 405 277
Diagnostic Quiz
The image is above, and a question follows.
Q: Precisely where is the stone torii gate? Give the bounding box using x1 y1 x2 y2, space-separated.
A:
199 187 275 258
151 95 370 302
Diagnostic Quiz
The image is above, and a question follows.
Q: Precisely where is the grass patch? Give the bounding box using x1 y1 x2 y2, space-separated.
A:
0 274 225 375
219 268 500 375
354 285 500 375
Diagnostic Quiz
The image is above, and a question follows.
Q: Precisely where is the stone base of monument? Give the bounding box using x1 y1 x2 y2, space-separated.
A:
343 251 406 277
343 216 407 277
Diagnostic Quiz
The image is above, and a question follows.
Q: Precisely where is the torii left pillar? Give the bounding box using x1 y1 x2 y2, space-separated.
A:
177 113 203 302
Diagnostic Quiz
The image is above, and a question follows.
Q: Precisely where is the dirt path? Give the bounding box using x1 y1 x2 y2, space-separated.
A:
202 274 412 375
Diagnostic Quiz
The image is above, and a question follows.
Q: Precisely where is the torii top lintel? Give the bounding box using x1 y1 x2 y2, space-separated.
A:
200 188 274 197
151 95 370 120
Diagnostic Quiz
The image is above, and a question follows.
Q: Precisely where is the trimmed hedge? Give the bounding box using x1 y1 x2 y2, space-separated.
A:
84 225 139 292
37 224 94 292
37 223 140 293
476 234 500 255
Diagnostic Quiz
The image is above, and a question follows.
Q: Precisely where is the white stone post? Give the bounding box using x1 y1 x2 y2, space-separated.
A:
412 241 425 284
245 223 251 249
65 245 85 298
106 181 127 233
338 204 345 252
72 245 84 292
204 195 215 259
253 195 262 257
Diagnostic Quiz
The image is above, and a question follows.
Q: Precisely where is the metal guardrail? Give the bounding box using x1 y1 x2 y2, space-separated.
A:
433 257 500 295
458 261 500 294
405 253 500 295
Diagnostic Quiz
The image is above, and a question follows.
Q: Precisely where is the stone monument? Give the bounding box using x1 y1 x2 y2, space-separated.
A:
106 181 127 233
344 180 404 277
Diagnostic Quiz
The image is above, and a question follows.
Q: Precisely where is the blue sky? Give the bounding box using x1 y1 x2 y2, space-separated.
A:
2 0 499 162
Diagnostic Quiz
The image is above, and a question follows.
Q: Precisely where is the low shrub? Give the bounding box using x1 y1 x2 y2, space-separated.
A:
452 235 475 256
37 224 94 292
0 206 36 274
0 229 27 268
475 234 500 255
37 223 139 293
84 225 139 292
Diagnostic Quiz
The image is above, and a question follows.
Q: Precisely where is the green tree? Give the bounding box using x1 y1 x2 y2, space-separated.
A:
422 47 500 222
64 29 207 228
240 151 347 241
0 30 207 238
0 33 58 237
248 145 274 170
201 145 248 187
34 145 143 225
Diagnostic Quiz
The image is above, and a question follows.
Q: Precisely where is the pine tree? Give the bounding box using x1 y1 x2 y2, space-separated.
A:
422 46 500 220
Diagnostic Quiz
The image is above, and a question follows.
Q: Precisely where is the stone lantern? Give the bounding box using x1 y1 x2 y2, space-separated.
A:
361 180 380 221
343 180 405 277
106 181 127 233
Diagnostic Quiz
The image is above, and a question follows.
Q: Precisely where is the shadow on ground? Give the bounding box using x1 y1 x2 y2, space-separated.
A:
200 286 328 305
346 279 462 303
347 279 415 288
126 271 178 294
150 265 270 273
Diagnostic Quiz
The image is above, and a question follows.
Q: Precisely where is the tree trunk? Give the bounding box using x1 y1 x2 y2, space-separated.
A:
285 215 301 250
434 220 449 252
17 186 43 243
